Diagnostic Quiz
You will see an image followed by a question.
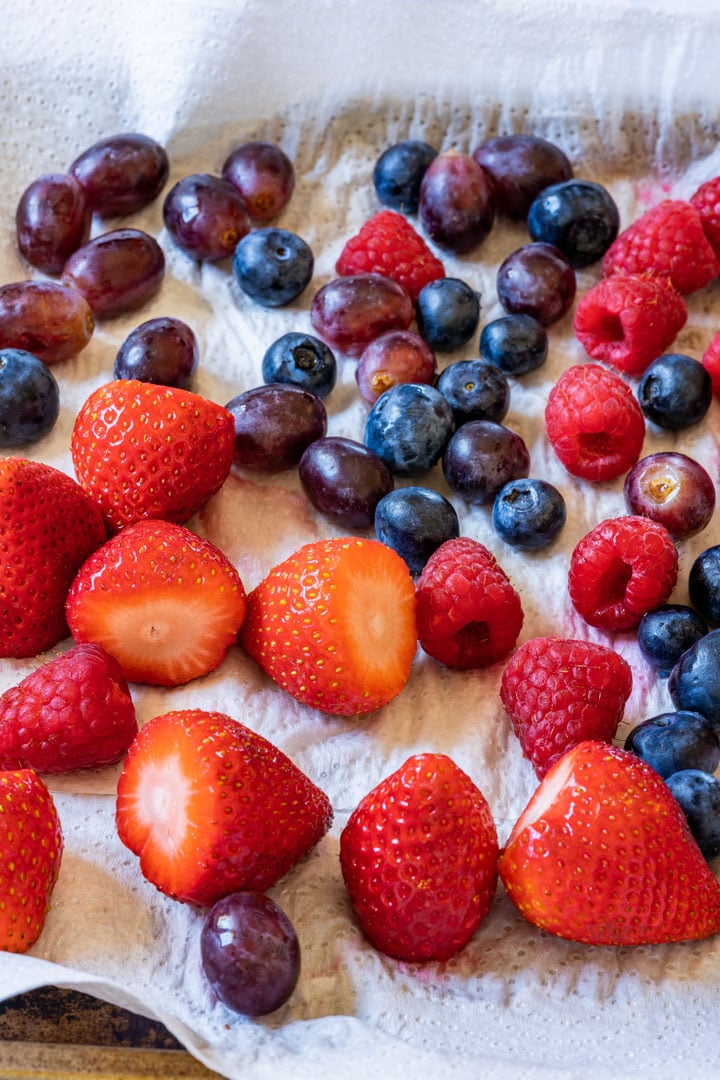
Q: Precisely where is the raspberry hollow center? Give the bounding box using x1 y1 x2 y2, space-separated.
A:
596 557 633 603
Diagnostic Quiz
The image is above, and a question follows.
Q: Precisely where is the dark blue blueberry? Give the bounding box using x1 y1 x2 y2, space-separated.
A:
436 359 509 425
665 769 720 861
364 382 454 477
689 546 720 626
232 227 313 307
373 140 437 214
0 348 59 447
668 628 720 728
492 478 566 550
415 278 480 352
637 353 712 431
479 314 548 376
624 711 720 779
527 179 620 268
374 485 459 575
261 332 336 398
442 420 530 505
638 604 708 677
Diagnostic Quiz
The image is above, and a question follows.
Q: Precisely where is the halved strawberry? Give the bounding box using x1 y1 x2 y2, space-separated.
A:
116 709 333 905
239 537 417 716
66 519 247 686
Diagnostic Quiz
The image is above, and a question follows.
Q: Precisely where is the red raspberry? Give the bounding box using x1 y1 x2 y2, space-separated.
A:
701 331 720 398
602 199 720 294
568 515 678 632
0 642 137 772
690 176 720 259
336 209 445 302
416 537 523 668
500 637 633 777
573 274 687 376
545 363 645 482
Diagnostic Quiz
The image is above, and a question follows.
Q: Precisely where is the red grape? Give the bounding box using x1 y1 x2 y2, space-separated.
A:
62 228 165 319
418 151 494 253
472 134 573 219
114 317 198 389
222 141 295 221
356 329 436 404
0 280 94 363
163 173 251 262
299 436 394 528
16 173 91 273
310 274 413 357
70 132 169 217
496 242 576 326
225 383 327 470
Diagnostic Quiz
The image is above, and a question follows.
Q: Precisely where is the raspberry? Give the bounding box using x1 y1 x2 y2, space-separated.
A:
602 199 720 294
690 176 720 259
568 515 678 632
415 537 523 668
545 363 645 482
701 331 720 398
500 637 633 777
573 274 687 376
336 209 445 302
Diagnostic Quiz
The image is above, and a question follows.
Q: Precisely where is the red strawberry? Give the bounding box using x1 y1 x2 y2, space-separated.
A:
340 753 498 962
66 519 247 687
0 457 106 659
499 741 720 946
0 769 63 952
116 709 332 906
500 637 633 777
71 379 235 532
0 643 137 773
336 210 445 302
239 537 417 716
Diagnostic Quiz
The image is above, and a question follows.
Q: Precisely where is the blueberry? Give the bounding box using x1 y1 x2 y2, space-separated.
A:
492 478 566 550
479 314 548 376
0 348 59 447
436 359 509 425
624 711 720 778
373 140 438 214
442 420 530 505
527 180 620 268
665 770 720 861
637 604 708 676
261 332 337 398
415 278 480 352
637 353 712 430
689 546 720 626
374 485 459 575
364 382 454 477
232 227 313 307
668 629 720 727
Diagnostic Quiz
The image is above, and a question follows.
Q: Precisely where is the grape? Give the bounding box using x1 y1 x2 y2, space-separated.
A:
624 452 715 540
163 173 251 262
0 348 59 446
472 134 573 219
114 317 199 389
225 383 327 470
442 420 530 504
0 280 94 363
200 891 300 1016
15 173 91 274
62 229 165 319
418 151 494 254
222 141 295 221
299 436 394 529
70 132 169 217
356 329 436 404
310 274 413 357
496 242 576 326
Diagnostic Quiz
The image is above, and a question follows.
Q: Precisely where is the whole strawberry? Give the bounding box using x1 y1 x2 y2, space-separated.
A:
499 741 720 946
0 769 63 952
0 457 106 659
0 643 137 773
340 753 498 962
71 379 235 532
500 637 633 777
116 709 333 906
239 537 417 716
336 210 445 302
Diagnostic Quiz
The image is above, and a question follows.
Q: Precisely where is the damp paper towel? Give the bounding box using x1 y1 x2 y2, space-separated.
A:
4 1 720 1078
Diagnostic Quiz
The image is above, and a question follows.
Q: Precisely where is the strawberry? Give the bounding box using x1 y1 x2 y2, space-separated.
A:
498 741 720 946
70 379 235 533
0 769 63 952
116 709 333 906
66 519 247 687
0 457 106 659
0 643 137 773
239 537 417 716
340 753 498 961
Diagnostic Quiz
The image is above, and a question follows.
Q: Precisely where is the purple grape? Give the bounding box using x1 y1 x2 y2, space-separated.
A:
16 173 91 274
0 280 94 363
624 452 715 540
221 141 295 221
62 228 165 319
299 436 394 529
114 317 198 389
442 420 530 504
418 151 494 254
225 383 326 470
69 133 169 217
356 329 436 404
496 242 576 326
163 173 251 262
200 891 300 1016
310 274 413 357
472 134 573 219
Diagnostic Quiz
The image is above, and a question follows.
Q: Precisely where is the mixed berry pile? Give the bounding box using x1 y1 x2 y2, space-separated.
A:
2 127 720 1018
